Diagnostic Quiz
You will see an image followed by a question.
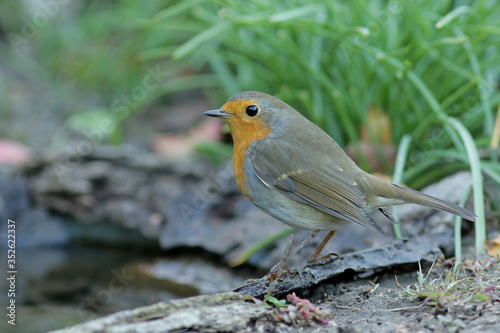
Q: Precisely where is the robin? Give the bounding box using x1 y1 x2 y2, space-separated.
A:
204 91 475 278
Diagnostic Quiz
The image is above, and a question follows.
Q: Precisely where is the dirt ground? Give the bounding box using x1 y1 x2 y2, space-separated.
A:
244 255 500 333
304 266 499 332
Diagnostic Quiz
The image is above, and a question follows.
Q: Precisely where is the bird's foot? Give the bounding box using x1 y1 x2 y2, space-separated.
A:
243 277 264 285
262 265 300 281
307 252 341 264
243 266 301 285
243 264 283 285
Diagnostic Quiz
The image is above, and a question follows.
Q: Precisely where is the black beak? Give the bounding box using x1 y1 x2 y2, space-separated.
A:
203 109 231 118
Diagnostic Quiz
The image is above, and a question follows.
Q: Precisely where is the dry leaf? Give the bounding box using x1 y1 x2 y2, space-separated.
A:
360 104 392 145
484 235 500 258
349 104 396 173
346 141 397 173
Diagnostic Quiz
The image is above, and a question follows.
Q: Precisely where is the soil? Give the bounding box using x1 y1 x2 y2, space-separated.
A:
301 264 500 333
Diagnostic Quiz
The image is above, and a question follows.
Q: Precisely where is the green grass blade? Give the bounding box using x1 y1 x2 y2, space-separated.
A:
435 6 473 29
269 4 324 22
154 0 205 20
454 186 472 268
209 57 241 95
228 228 295 267
391 134 412 239
453 27 494 135
173 22 230 59
445 117 485 253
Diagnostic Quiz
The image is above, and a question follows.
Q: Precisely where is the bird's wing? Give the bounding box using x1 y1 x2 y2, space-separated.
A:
250 138 383 233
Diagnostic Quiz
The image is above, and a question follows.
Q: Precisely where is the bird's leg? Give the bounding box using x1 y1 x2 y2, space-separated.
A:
262 230 319 281
307 230 340 264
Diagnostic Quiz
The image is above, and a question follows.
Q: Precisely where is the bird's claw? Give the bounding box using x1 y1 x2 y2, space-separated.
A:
307 252 341 264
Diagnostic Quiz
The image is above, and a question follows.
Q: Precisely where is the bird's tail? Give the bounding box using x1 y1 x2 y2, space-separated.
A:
382 182 476 221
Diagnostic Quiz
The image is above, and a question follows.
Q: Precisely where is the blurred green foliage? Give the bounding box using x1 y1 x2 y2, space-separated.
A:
146 0 500 173
0 0 188 145
2 1 167 96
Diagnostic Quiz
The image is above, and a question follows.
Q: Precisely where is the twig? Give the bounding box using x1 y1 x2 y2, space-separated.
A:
382 303 425 312
334 305 361 311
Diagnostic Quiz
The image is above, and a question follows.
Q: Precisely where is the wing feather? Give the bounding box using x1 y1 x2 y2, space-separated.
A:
250 139 382 233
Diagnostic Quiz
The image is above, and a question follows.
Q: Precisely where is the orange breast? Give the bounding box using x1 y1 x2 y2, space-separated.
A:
223 100 271 198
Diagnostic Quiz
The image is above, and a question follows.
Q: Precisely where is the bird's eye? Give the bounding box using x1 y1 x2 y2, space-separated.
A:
245 105 259 117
